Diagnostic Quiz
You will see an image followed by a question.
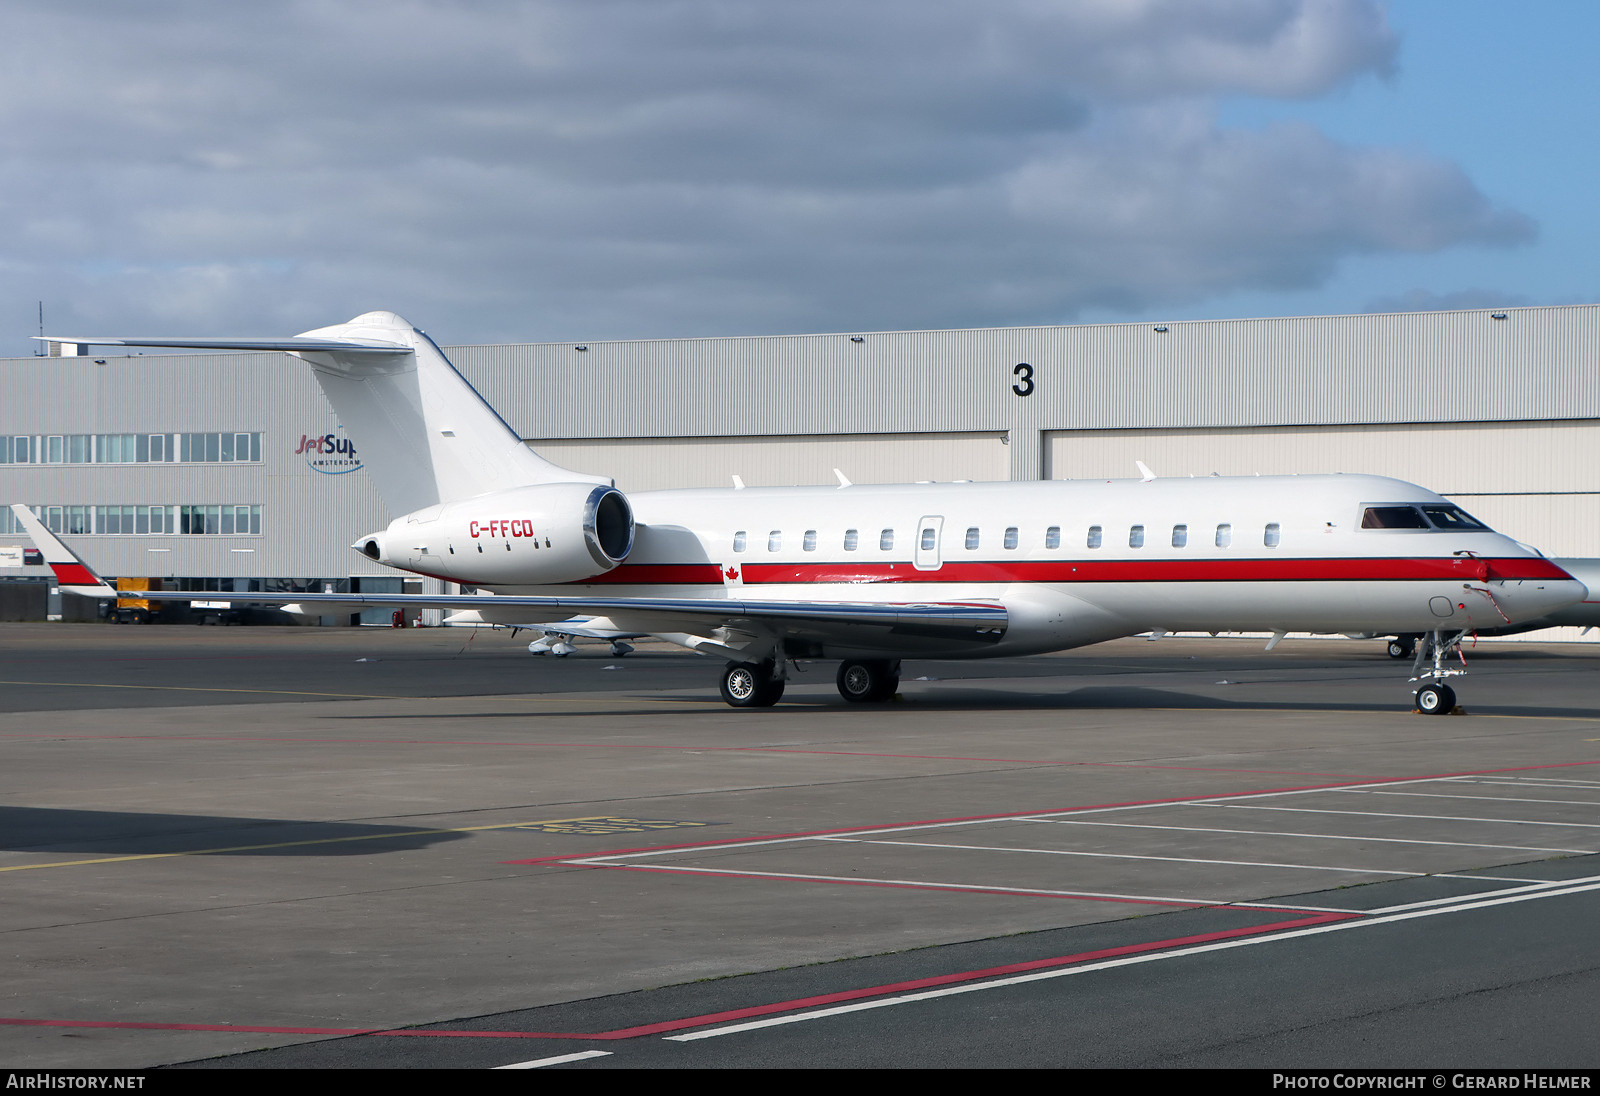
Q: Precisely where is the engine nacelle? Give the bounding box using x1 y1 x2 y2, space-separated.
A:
354 482 634 585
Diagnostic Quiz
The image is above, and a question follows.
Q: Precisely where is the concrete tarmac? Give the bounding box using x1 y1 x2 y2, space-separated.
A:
1 623 1597 1069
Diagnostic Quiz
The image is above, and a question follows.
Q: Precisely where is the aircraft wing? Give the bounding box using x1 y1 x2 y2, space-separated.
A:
142 589 1006 653
11 504 1005 656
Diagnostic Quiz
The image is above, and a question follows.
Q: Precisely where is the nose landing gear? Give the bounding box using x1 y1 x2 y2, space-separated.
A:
1410 629 1467 715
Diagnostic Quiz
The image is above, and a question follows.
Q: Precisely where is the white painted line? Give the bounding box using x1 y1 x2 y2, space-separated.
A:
1338 789 1600 807
495 1050 612 1069
603 862 1235 906
1363 874 1600 915
1449 778 1600 789
571 777 1507 866
1020 817 1589 855
1200 802 1600 829
1247 874 1587 912
664 875 1600 1043
826 836 1432 879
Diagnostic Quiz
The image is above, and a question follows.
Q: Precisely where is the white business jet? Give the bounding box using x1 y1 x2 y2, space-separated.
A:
20 311 1586 713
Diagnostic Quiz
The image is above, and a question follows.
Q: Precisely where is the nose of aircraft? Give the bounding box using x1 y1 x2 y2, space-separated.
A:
1491 560 1590 627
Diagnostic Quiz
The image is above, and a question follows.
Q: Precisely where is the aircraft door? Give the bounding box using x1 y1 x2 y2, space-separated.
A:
914 515 944 571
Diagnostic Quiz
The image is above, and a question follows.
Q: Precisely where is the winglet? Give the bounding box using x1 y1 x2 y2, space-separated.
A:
1135 460 1156 482
8 505 116 597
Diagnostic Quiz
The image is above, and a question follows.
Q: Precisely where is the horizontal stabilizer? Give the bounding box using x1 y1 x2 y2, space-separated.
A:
39 311 605 515
34 336 409 354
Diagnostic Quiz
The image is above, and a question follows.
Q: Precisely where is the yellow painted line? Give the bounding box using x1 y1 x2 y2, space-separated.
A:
0 816 661 873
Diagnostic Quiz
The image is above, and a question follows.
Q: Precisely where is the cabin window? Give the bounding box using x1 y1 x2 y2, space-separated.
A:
1264 522 1281 548
1045 526 1060 549
804 529 817 551
1171 524 1187 548
844 528 859 551
965 526 980 550
879 528 894 551
1129 524 1145 548
1003 526 1018 550
1087 525 1102 549
768 530 782 551
1214 523 1231 548
920 527 936 551
733 530 747 552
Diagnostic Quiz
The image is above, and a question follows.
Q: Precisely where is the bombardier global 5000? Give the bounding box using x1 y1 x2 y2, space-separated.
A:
17 311 1588 713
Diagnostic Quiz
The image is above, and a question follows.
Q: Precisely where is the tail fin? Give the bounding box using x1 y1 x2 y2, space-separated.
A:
9 504 116 597
38 311 604 517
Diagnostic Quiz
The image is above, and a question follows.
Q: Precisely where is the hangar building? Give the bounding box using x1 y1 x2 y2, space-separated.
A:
1 303 1595 628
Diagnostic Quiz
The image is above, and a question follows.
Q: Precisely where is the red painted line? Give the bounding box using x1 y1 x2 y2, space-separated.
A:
0 908 1356 1042
578 909 1360 1040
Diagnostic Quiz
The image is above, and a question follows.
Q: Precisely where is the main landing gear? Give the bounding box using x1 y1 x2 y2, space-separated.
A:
1410 629 1467 716
1386 634 1418 660
717 658 904 707
836 659 900 703
720 660 786 707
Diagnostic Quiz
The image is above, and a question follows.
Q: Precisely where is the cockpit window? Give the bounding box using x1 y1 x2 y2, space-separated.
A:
1419 504 1489 532
1361 504 1491 532
1360 506 1430 530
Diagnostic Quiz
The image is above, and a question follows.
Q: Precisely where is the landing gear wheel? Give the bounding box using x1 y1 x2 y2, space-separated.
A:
720 661 784 708
1415 683 1456 715
836 659 900 703
1388 637 1416 659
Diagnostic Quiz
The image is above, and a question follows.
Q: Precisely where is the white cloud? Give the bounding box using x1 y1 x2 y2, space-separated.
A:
0 1 1532 347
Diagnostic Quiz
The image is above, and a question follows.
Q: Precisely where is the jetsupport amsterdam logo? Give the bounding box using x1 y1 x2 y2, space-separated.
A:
296 427 362 475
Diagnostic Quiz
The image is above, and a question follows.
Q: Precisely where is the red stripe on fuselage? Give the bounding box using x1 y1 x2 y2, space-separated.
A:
559 556 1568 586
579 563 725 585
